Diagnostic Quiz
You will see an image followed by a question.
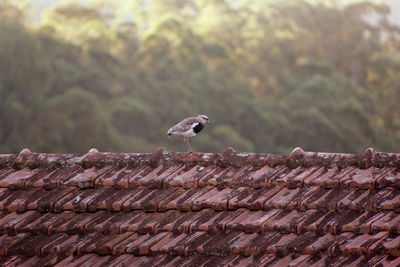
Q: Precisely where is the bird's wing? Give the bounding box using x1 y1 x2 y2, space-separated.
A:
168 117 198 134
181 117 199 127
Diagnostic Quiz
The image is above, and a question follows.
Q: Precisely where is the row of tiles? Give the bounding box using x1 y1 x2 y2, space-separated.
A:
0 231 399 257
1 209 400 236
1 164 400 190
0 186 399 213
2 253 400 267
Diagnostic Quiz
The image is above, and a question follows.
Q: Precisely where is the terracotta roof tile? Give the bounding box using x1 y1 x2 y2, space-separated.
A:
235 186 283 210
0 147 399 265
372 211 400 234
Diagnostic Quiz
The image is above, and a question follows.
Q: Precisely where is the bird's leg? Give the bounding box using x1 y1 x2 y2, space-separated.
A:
187 138 193 153
183 137 193 153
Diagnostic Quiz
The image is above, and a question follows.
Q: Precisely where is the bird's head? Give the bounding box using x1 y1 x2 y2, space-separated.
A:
196 115 210 124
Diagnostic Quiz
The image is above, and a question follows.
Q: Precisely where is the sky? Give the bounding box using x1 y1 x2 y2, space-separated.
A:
381 0 400 24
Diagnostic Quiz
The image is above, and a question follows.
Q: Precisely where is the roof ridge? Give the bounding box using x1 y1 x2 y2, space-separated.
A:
1 147 399 170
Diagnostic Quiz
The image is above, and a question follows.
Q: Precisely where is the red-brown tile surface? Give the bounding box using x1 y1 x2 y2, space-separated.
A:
0 149 399 266
376 167 400 189
303 166 355 188
372 212 400 234
95 165 145 188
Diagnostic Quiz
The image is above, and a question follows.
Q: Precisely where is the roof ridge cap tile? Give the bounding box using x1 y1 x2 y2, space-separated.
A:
3 147 400 170
163 152 220 165
218 147 286 167
0 154 17 168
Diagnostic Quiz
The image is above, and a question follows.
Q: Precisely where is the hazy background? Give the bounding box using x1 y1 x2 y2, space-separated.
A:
25 0 400 26
1 0 400 154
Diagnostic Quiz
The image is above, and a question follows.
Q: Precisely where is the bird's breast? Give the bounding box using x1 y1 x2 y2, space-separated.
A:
193 122 204 134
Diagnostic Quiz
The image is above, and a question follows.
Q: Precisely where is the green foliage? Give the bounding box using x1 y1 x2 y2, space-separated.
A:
39 87 118 153
1 0 400 153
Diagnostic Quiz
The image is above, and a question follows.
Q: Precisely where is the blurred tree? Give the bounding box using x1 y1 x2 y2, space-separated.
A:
38 1 139 59
0 0 30 23
39 87 119 153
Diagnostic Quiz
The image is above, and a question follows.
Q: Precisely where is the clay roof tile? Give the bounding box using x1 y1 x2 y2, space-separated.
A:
0 147 399 265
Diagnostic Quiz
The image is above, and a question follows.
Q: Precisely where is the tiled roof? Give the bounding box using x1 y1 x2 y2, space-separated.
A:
0 147 399 266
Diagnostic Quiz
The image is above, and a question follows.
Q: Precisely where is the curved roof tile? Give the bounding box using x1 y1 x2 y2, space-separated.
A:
0 147 399 266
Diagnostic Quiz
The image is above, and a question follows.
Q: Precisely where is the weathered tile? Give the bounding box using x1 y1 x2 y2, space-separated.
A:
265 186 319 210
137 254 183 267
299 187 354 211
264 187 300 210
371 212 400 234
28 167 81 190
157 187 188 211
341 211 386 234
0 212 20 233
381 234 400 256
15 211 55 234
119 232 169 255
197 166 238 188
210 165 253 188
53 211 106 235
269 254 311 267
226 209 278 233
0 211 38 234
106 254 136 266
53 188 108 212
235 186 282 210
122 187 178 212
164 165 208 188
269 166 321 188
190 210 244 233
41 234 79 256
304 166 355 188
95 231 136 255
159 187 212 211
135 165 185 188
347 166 393 189
24 189 73 212
54 254 99 266
0 168 16 187
0 168 43 189
248 165 287 187
303 233 336 254
16 254 65 266
0 150 399 265
161 209 210 233
117 210 144 233
0 188 38 212
264 209 319 234
0 233 31 256
62 166 113 188
94 165 142 188
115 210 171 234
376 255 400 266
100 165 151 188
375 167 400 189
149 232 190 255
191 187 234 210
339 231 389 255
327 232 354 255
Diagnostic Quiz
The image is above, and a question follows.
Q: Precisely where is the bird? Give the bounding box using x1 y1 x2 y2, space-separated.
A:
167 115 210 153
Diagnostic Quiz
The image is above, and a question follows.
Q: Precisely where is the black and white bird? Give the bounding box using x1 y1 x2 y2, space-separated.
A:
167 115 210 153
